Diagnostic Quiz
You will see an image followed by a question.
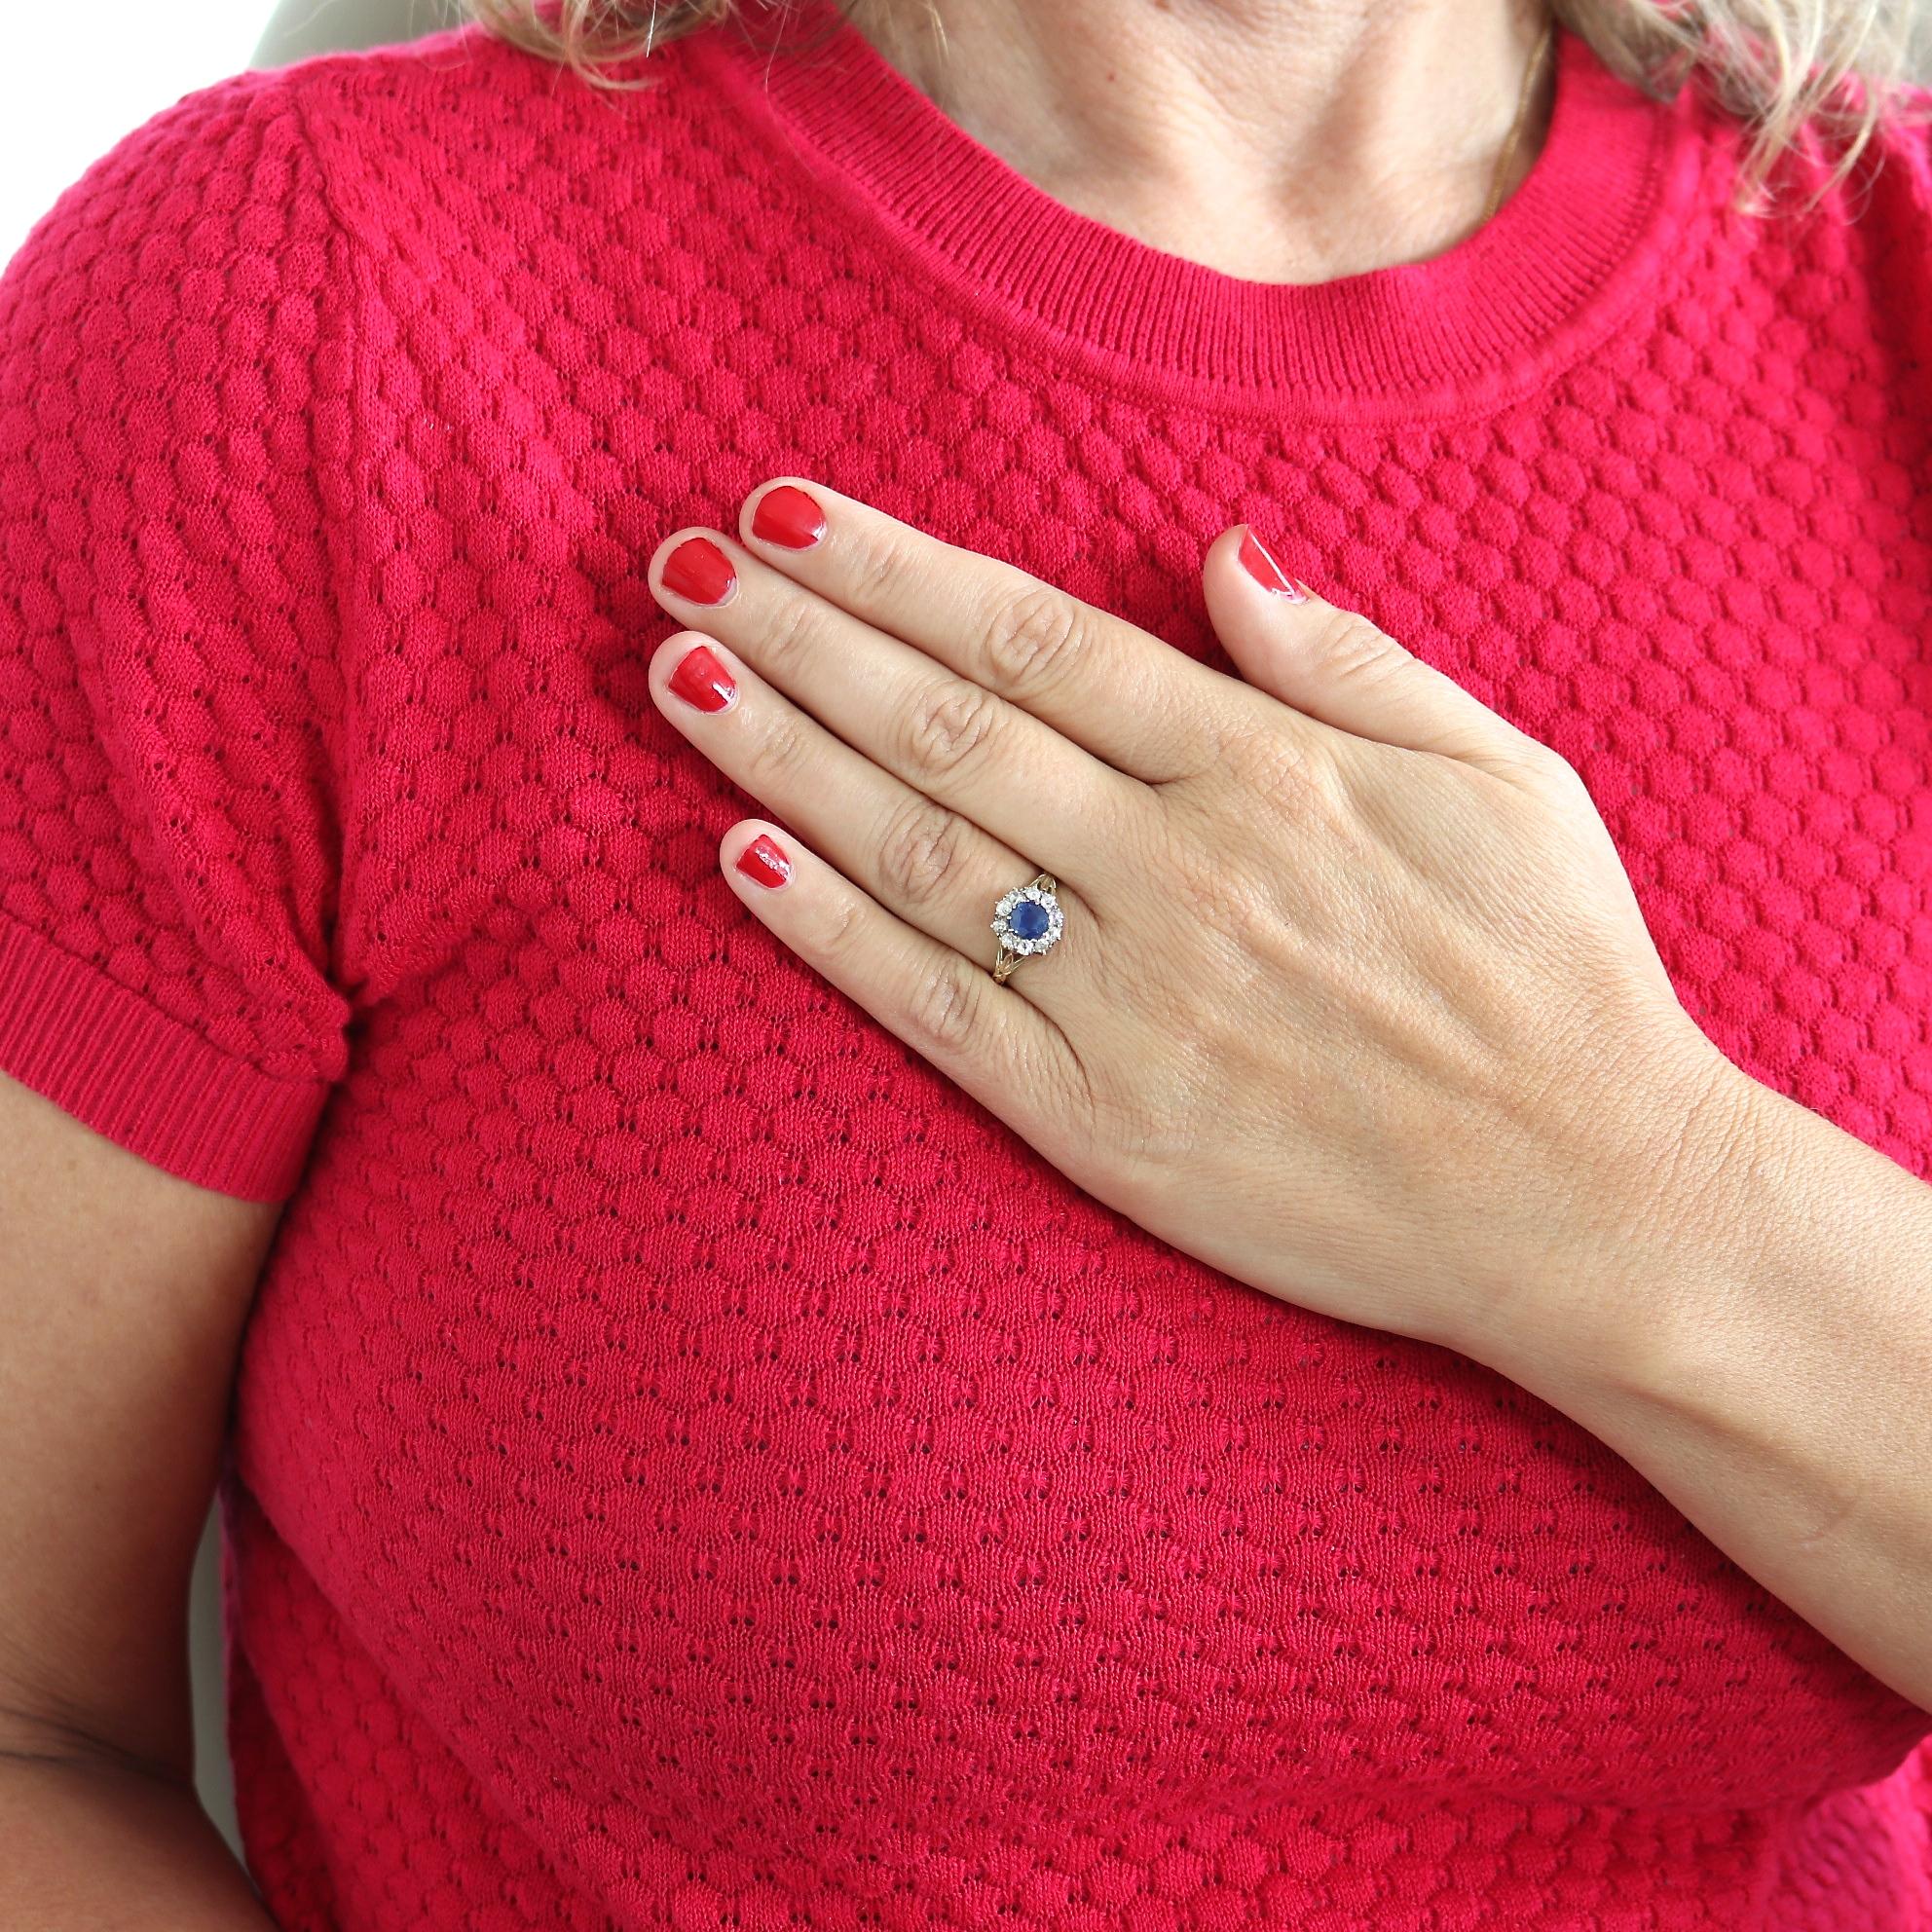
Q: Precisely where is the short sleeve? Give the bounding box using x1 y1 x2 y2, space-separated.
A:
0 71 354 1204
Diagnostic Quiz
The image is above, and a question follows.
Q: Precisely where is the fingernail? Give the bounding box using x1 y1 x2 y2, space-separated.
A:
663 535 737 604
1238 526 1308 600
751 484 827 549
735 832 792 887
669 642 736 712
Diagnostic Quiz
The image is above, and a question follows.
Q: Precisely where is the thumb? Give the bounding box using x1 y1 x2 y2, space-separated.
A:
1207 523 1548 776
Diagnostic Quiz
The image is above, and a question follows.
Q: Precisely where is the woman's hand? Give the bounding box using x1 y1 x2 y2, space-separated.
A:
644 477 1753 1367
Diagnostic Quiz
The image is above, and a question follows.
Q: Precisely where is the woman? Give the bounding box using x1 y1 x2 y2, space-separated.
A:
2 0 1929 1923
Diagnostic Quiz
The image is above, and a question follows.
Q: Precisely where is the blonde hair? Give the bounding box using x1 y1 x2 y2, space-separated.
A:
464 0 1932 214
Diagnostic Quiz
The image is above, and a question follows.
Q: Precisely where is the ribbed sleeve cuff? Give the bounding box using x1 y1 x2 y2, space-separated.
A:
0 913 331 1203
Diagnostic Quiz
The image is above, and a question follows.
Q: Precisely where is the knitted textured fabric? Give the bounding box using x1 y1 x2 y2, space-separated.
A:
2 1 1931 1923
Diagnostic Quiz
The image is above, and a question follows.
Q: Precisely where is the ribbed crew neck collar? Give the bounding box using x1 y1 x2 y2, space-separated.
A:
685 0 1712 417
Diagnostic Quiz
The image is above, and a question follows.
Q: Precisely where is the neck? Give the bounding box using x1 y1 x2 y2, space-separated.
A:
842 0 1555 282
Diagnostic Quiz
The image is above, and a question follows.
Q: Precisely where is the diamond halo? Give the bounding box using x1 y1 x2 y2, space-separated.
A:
990 879 1064 959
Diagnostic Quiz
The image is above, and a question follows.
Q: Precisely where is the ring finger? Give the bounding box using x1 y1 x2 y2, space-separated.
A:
647 527 1142 881
649 629 1096 1006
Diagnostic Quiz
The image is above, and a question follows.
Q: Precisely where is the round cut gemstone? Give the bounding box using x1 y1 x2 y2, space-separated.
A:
1007 898 1051 941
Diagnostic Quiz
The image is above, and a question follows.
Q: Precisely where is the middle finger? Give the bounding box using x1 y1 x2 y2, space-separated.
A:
649 627 1098 1010
648 528 1143 878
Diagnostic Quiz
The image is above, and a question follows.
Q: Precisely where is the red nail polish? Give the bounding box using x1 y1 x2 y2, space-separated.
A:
663 536 736 604
752 485 827 549
1238 526 1307 600
669 642 735 712
735 832 792 887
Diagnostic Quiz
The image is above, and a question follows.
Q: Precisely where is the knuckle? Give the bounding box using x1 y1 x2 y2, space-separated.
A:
1230 719 1341 817
1166 839 1268 948
813 888 869 962
850 525 911 603
875 796 970 911
979 583 1086 698
1270 731 1333 804
901 955 983 1059
759 592 824 678
1527 740 1585 792
1310 611 1399 685
899 676 1003 784
741 708 811 792
1479 724 1585 797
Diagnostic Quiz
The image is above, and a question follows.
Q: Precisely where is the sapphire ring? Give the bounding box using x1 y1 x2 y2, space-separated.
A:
990 871 1065 985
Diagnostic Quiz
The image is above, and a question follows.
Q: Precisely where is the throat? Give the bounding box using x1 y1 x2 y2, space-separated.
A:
846 0 1560 282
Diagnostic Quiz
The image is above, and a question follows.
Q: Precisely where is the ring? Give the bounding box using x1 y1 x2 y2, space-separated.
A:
990 871 1064 984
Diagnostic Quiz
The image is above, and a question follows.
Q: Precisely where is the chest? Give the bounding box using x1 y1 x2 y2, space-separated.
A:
234 345 1932 1847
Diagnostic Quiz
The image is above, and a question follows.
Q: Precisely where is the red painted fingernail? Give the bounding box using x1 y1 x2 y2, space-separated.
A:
663 536 737 604
669 642 736 712
1238 526 1307 600
735 832 792 887
752 484 827 549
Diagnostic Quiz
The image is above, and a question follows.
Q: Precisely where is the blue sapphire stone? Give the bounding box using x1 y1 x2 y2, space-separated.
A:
1008 898 1051 941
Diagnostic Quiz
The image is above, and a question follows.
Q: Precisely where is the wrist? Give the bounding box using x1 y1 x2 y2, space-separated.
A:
1452 1035 1932 1713
1463 1029 1798 1405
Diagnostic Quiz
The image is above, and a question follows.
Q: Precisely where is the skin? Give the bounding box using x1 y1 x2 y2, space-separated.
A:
642 478 1932 1717
854 0 1559 281
0 1074 282 1928
4 1 1922 1920
260 0 1558 276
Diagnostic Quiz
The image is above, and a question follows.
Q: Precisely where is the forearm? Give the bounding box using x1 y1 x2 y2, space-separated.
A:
1479 1061 1932 1715
0 1760 277 1929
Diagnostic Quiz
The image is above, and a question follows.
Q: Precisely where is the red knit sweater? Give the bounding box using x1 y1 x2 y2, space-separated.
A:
3 3 1930 1924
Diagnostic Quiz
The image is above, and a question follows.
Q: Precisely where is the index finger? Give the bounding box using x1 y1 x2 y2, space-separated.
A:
737 475 1253 785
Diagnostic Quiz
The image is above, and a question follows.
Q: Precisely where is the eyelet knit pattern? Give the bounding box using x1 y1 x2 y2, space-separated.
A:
2 3 1930 1924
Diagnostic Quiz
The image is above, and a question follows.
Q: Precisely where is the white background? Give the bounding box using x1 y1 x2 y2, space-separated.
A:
0 0 443 270
0 8 275 270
